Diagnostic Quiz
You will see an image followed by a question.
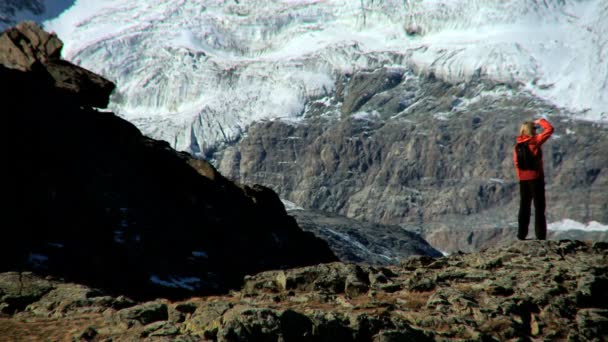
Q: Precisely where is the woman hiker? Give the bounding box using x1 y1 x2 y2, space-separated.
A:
513 118 554 240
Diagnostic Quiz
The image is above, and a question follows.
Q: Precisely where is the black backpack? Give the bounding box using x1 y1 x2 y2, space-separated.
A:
515 141 539 171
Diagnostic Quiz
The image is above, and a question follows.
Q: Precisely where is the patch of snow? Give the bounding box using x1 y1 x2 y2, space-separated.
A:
149 275 201 291
324 227 373 255
378 254 395 261
282 199 304 211
28 253 49 267
548 219 608 232
437 249 450 257
433 112 451 121
352 111 380 121
192 251 208 258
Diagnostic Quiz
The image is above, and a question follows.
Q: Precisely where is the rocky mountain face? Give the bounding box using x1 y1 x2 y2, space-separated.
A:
217 67 608 253
0 22 340 300
1 240 606 341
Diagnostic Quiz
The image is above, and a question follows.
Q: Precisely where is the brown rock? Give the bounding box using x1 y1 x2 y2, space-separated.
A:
0 21 115 108
0 21 62 71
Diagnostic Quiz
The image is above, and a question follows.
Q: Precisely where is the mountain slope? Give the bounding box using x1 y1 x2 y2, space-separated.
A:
38 1 608 252
0 22 338 300
217 68 608 252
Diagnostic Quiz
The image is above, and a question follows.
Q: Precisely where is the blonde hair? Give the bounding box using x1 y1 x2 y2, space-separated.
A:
519 121 535 136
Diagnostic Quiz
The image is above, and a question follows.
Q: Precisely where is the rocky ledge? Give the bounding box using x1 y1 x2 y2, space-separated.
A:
1 240 606 341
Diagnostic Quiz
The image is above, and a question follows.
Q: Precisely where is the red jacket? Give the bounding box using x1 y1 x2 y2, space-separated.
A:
513 118 554 181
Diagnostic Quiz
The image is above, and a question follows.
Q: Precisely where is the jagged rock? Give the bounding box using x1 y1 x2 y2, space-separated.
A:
140 321 179 337
119 302 168 325
188 158 222 181
340 68 404 116
576 309 608 340
0 272 54 315
0 240 606 340
78 326 97 341
575 271 608 309
180 300 232 338
0 23 337 301
344 270 370 298
279 309 315 341
0 21 61 70
374 329 433 342
219 308 283 341
0 22 114 108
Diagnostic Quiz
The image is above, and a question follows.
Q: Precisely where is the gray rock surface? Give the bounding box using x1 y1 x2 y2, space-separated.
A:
290 209 442 264
1 240 606 341
217 67 608 252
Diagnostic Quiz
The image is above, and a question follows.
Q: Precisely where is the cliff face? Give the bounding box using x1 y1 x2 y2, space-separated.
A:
217 67 608 252
0 22 337 300
1 240 606 340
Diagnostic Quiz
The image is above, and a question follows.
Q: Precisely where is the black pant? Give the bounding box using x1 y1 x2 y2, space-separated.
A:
518 179 547 240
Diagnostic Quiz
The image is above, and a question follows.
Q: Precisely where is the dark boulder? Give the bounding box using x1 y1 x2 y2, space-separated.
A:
0 23 337 301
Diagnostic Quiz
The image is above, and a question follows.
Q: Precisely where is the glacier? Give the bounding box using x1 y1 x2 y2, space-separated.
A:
43 0 608 155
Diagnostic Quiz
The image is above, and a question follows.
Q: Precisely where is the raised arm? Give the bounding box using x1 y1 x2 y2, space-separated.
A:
533 118 554 146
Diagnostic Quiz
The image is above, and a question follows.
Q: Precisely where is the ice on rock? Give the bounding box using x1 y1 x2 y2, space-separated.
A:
44 0 608 155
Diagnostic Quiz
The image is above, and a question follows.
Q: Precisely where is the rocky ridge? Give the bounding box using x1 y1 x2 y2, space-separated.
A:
0 22 340 300
1 240 606 341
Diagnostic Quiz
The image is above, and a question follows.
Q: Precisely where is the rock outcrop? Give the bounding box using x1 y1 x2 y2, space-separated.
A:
289 209 443 265
1 240 606 340
0 22 337 300
217 67 608 253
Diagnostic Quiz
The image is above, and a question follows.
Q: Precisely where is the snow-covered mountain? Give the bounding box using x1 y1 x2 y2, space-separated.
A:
44 0 608 156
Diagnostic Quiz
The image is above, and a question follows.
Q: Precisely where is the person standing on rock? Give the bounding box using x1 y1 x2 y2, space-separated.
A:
514 118 554 240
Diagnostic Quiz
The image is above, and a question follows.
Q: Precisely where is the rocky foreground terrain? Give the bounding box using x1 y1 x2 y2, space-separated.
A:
1 240 606 341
